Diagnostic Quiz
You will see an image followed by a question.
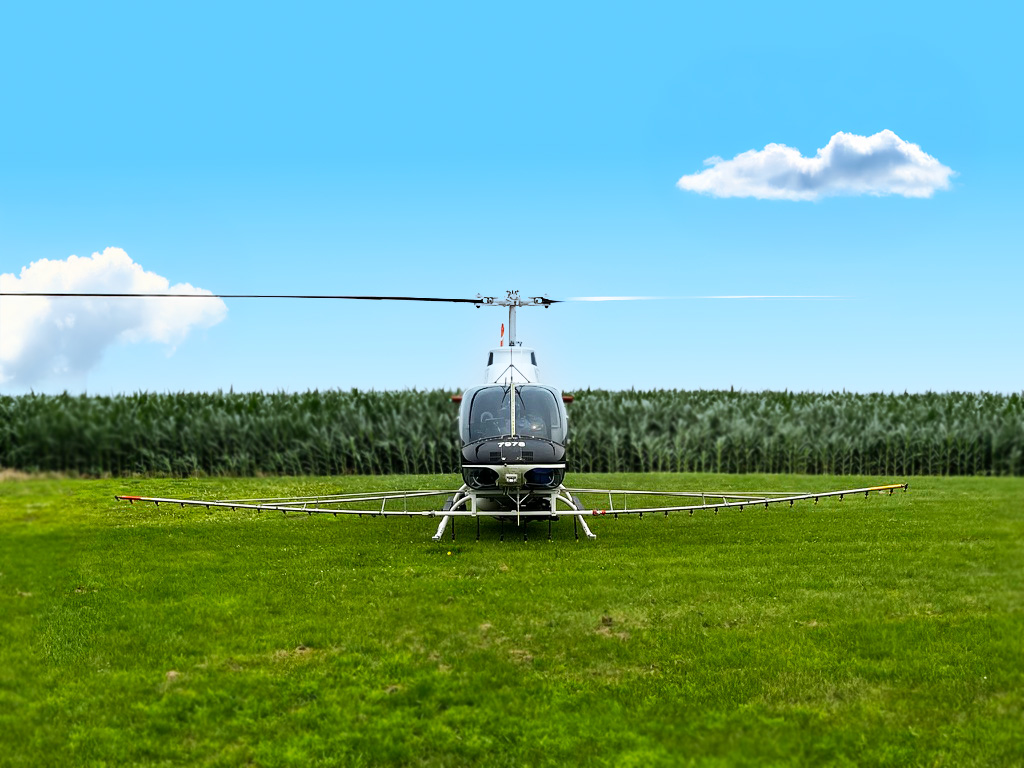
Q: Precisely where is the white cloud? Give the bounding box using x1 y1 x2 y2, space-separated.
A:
0 248 227 386
677 130 955 201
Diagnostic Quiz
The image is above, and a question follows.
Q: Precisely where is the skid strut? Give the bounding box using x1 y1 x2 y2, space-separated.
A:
432 515 450 542
577 514 596 540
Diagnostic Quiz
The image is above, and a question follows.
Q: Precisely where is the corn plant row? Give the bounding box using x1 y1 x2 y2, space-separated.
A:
1 389 1021 477
568 390 1024 476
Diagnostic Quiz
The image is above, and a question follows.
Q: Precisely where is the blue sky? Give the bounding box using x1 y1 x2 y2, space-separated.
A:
1 1 1021 394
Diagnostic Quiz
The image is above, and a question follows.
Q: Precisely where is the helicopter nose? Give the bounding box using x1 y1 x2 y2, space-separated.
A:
498 466 526 487
500 443 524 463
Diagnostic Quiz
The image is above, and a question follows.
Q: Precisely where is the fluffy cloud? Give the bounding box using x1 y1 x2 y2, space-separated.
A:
676 130 954 201
1 248 227 386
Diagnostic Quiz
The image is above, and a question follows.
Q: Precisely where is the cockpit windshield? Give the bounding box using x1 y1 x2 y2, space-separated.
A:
462 385 566 443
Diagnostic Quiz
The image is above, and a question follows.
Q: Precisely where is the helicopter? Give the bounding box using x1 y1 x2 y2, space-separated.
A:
1 288 908 541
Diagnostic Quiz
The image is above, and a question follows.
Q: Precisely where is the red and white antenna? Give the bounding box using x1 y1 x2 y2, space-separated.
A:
499 323 505 347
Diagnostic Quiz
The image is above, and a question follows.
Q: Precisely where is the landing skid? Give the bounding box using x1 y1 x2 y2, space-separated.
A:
432 490 596 541
432 513 597 542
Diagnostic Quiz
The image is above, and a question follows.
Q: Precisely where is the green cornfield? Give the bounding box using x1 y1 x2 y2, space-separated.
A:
1 389 1022 477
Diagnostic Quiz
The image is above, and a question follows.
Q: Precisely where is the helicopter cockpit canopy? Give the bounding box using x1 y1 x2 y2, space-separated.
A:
459 384 568 444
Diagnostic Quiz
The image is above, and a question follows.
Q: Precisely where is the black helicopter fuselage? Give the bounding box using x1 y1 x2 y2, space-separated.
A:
460 434 567 490
456 383 569 500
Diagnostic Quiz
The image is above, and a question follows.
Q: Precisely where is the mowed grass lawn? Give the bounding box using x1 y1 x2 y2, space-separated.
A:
1 473 1021 767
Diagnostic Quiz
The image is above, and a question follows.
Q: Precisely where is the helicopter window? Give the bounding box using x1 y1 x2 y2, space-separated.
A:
463 385 564 443
516 386 562 442
466 387 510 440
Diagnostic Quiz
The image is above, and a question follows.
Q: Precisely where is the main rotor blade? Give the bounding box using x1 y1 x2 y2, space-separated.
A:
566 295 844 301
1 291 838 303
0 292 494 303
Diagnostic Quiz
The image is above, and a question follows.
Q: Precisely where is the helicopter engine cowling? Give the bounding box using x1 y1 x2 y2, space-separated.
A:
460 436 566 491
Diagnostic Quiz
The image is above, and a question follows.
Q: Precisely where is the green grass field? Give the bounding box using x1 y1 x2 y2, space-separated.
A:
1 473 1021 767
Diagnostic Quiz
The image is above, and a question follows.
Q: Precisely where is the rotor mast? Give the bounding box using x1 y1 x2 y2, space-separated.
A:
508 293 518 347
